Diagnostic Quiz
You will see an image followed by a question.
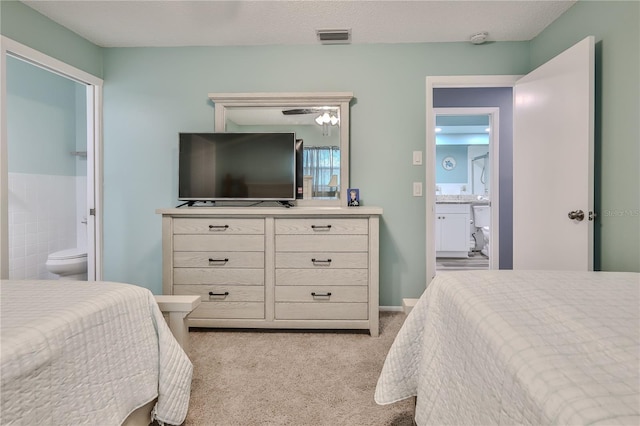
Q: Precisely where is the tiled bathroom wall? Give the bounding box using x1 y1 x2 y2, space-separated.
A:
8 173 86 279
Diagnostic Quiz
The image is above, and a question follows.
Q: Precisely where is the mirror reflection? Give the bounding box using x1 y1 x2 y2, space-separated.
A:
225 106 341 200
435 114 490 197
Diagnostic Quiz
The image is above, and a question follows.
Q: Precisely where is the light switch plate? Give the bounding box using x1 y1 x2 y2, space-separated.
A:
413 182 423 197
412 151 423 165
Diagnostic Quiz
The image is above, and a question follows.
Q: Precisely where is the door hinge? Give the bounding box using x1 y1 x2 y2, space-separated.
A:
89 208 96 216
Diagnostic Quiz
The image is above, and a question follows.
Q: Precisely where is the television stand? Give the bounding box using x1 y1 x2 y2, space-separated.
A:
278 201 294 208
176 201 195 208
156 205 383 336
175 201 217 208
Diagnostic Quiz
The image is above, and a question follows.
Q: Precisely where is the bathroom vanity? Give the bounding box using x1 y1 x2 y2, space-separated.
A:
435 203 471 258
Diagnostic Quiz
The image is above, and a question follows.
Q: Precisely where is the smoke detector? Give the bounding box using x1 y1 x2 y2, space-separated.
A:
316 29 351 45
470 32 489 45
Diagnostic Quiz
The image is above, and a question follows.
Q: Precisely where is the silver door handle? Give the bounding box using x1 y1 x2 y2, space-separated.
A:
568 210 585 221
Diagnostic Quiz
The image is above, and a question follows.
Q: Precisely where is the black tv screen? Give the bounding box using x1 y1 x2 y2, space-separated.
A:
179 132 297 201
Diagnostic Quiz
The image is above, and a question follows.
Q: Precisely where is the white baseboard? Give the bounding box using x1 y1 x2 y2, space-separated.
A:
379 306 404 312
402 298 419 315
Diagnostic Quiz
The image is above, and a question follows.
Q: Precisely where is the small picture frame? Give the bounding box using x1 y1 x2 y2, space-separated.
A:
347 188 360 207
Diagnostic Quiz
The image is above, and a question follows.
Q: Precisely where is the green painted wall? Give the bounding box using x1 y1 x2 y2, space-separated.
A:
0 0 103 78
6 56 81 176
3 0 638 303
531 0 639 272
101 43 529 299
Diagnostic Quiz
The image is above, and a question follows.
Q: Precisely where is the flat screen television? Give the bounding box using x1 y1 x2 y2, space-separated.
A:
178 132 298 202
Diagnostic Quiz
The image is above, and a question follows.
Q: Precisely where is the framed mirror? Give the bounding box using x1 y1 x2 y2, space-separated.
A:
209 92 353 206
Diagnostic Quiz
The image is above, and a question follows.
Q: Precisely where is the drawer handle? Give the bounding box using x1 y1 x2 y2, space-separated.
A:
209 291 229 299
311 258 332 265
311 292 332 298
208 224 229 231
310 224 332 231
208 258 229 264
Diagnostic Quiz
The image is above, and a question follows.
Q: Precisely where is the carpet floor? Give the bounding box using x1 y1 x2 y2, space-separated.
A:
184 311 414 426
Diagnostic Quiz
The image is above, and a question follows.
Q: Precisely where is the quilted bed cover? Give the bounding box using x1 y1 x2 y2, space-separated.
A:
0 280 193 426
375 270 640 425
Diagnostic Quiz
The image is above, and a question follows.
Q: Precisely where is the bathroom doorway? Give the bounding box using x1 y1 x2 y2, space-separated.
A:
425 76 519 283
433 108 498 273
1 37 103 280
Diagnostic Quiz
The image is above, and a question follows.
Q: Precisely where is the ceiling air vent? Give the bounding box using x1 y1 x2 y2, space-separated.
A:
316 29 351 45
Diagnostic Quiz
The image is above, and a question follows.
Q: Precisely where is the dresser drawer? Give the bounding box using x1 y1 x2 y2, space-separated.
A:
160 208 381 335
275 286 367 303
174 284 264 302
174 234 264 252
276 235 368 252
275 303 368 320
275 252 368 269
275 218 368 235
173 218 264 234
173 251 264 268
174 268 264 285
275 269 368 287
189 301 264 320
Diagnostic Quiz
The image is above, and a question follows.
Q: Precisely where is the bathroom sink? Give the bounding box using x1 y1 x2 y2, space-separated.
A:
436 195 490 205
436 200 471 204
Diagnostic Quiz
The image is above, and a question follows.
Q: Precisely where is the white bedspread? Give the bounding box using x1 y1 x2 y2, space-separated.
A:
0 280 193 426
375 270 640 425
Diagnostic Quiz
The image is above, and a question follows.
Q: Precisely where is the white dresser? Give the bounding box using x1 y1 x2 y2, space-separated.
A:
157 207 382 336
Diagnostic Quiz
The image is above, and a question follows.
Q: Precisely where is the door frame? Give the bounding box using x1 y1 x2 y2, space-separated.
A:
426 75 520 284
0 36 104 280
433 106 499 262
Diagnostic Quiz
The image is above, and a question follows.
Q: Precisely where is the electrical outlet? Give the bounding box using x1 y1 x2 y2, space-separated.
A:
412 151 423 165
413 182 423 197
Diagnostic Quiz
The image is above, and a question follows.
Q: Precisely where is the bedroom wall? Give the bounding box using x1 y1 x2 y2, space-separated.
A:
0 0 103 78
100 43 529 302
2 1 637 304
530 0 639 272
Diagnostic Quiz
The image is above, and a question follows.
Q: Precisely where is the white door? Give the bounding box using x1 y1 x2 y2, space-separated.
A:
513 36 595 270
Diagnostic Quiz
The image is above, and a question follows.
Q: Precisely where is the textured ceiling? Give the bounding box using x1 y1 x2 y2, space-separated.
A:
21 0 577 48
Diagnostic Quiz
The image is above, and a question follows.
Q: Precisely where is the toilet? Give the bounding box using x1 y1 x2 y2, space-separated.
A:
472 205 490 257
46 248 88 280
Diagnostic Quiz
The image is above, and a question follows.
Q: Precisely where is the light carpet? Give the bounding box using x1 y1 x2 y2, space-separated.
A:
184 311 414 426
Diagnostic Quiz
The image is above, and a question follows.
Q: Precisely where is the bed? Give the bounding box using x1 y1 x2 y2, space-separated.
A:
0 280 193 426
375 270 640 425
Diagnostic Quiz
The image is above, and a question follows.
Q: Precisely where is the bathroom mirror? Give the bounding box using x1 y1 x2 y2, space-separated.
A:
435 114 491 197
209 92 353 206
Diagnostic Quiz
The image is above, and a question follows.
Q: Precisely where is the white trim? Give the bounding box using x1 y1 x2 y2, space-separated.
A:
0 36 103 280
0 42 7 278
402 298 418 315
425 75 520 286
1 37 101 86
379 306 404 312
86 83 104 280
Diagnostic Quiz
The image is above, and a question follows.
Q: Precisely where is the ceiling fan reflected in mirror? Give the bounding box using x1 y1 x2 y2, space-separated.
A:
282 107 340 130
281 108 323 115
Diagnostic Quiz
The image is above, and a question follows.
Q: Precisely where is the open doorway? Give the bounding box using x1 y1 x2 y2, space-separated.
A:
425 76 519 283
433 109 497 273
1 36 103 280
